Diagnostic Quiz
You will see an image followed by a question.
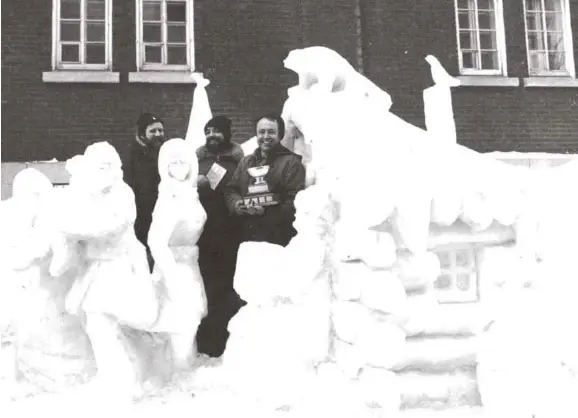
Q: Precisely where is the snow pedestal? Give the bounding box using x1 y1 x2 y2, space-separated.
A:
215 186 335 411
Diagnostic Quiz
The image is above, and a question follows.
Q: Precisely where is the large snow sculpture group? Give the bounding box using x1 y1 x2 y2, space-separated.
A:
1 46 577 417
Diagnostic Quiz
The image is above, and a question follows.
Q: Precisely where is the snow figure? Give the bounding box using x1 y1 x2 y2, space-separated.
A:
0 169 54 397
185 73 213 152
147 138 208 371
423 55 460 144
49 142 158 400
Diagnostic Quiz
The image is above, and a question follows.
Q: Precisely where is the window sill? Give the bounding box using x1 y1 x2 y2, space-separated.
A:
523 77 578 88
456 76 520 87
128 71 203 84
42 71 120 83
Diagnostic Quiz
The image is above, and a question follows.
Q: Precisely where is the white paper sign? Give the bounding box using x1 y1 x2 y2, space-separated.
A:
206 162 227 190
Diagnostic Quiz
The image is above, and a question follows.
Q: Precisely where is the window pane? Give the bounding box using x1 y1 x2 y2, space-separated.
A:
434 274 453 290
457 0 472 10
478 0 494 11
462 51 477 69
547 32 564 52
528 31 545 50
167 25 186 42
459 30 477 50
60 22 81 41
145 45 162 63
545 12 563 31
86 0 106 20
437 252 451 269
458 11 475 30
143 24 162 42
455 250 471 267
143 1 161 21
481 51 499 69
525 0 542 11
61 0 81 19
167 45 187 65
526 12 543 30
529 51 548 71
544 0 562 12
478 12 496 30
86 22 105 42
86 43 106 64
456 273 472 291
166 1 186 22
479 31 497 49
548 52 566 70
61 44 80 62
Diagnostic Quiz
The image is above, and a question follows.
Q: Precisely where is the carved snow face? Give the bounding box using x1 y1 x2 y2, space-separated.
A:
168 159 191 182
79 142 123 193
158 138 197 187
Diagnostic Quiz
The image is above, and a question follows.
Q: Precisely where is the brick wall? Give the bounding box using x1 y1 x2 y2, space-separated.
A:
362 0 578 153
2 0 578 165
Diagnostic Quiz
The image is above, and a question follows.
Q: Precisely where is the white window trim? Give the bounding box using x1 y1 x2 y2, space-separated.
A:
135 0 195 72
50 0 114 71
454 0 509 76
522 0 576 78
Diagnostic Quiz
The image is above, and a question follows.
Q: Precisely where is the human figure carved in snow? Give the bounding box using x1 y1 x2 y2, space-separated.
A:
50 142 158 398
0 169 54 393
146 138 208 371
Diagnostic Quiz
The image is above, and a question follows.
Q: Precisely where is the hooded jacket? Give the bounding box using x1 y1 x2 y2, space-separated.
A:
225 144 306 246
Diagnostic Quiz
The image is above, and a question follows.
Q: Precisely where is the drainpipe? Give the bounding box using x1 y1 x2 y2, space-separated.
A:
354 0 365 75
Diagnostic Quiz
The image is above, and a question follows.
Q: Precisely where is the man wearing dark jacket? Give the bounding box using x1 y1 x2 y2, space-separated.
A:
123 112 166 271
195 116 245 357
225 114 306 247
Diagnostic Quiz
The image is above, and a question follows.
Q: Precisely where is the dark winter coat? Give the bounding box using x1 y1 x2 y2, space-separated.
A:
123 139 161 250
225 144 306 247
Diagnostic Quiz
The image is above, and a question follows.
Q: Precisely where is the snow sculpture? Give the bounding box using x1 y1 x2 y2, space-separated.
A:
423 55 460 144
0 169 54 396
214 185 334 408
147 138 208 371
185 73 213 152
50 142 158 400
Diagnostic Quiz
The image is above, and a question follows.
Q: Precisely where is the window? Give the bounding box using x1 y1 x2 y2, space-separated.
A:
136 0 194 71
454 0 508 75
52 0 112 70
434 248 480 303
523 0 575 77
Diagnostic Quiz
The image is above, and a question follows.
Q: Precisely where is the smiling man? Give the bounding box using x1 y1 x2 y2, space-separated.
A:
195 115 245 357
225 114 306 247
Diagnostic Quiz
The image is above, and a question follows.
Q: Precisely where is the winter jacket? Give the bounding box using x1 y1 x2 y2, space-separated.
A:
225 144 306 247
123 139 161 250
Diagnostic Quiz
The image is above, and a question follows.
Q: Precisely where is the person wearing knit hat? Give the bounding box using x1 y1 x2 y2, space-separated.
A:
123 112 167 271
195 115 245 357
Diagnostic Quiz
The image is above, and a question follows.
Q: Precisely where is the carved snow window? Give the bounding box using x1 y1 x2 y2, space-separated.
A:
434 248 480 303
51 0 113 70
454 0 508 75
523 0 576 77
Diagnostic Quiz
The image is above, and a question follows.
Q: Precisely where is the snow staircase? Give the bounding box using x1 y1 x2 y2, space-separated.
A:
395 301 486 417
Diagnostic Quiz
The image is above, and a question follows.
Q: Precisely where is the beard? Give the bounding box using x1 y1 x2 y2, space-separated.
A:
206 138 229 154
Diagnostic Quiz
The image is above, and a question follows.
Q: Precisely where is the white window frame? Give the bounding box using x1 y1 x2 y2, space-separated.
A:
433 246 480 304
51 0 113 71
135 0 195 72
454 0 508 76
522 0 576 77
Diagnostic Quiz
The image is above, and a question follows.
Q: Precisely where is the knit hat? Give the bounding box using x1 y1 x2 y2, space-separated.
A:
137 112 164 137
204 115 232 142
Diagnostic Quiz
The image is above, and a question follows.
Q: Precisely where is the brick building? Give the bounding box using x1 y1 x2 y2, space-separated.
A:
2 0 578 165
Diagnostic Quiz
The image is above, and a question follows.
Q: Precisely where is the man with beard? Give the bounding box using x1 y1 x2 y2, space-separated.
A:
124 112 166 271
195 115 245 357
